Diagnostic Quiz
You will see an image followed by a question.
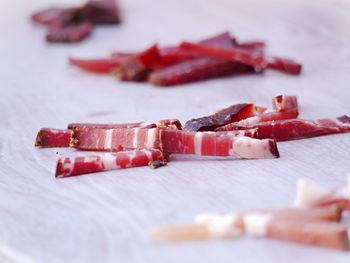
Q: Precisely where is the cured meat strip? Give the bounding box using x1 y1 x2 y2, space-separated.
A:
162 129 279 158
71 127 161 151
184 103 266 132
179 42 302 75
115 45 160 81
84 0 121 24
272 95 298 112
222 115 350 141
56 149 164 178
68 119 182 130
217 108 298 130
295 179 350 211
35 128 72 148
149 59 254 86
46 23 93 43
149 207 349 250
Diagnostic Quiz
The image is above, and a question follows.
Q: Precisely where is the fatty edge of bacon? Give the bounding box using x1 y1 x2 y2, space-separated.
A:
230 137 279 159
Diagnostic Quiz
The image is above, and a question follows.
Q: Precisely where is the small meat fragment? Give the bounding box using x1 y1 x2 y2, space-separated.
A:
272 95 298 112
35 128 72 148
148 160 167 169
115 45 161 81
69 56 129 74
84 0 121 24
184 103 266 132
56 149 164 178
46 23 92 43
227 115 350 141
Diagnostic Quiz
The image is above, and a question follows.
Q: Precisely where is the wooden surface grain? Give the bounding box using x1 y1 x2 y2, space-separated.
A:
1 0 350 262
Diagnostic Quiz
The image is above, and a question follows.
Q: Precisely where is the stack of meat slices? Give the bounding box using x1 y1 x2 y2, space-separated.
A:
148 178 350 251
35 95 350 178
31 0 121 43
69 32 302 86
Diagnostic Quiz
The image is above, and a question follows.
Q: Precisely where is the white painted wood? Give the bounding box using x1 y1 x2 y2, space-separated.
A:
0 0 350 262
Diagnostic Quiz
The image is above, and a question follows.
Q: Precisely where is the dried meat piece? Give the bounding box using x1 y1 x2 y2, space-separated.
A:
184 103 266 132
71 127 161 152
68 119 182 130
272 95 298 112
55 149 164 178
115 45 161 81
162 129 279 158
149 58 254 86
31 8 69 27
46 22 92 43
35 128 72 148
179 42 302 75
84 0 121 24
69 55 130 74
225 115 350 141
217 108 299 130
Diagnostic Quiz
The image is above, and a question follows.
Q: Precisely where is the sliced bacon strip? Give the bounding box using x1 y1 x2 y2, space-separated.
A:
46 22 93 43
184 103 266 132
71 127 161 152
35 128 72 148
217 108 298 130
221 115 350 141
272 95 298 112
67 119 182 130
295 178 350 211
162 130 279 158
55 149 164 178
115 45 161 81
179 42 302 75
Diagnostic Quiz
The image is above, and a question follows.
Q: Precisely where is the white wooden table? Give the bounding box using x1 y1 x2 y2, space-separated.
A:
1 0 350 262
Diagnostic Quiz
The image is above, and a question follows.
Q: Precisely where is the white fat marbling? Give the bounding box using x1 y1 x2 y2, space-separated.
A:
194 132 203 155
104 129 113 150
133 128 140 148
243 213 272 237
194 213 242 238
230 137 273 159
146 129 157 148
102 153 120 171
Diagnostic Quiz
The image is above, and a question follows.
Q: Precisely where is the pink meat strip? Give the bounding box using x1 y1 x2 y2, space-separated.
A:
272 95 298 112
35 128 72 148
68 119 182 130
217 108 298 130
218 115 350 141
71 127 161 151
55 149 164 178
162 129 279 158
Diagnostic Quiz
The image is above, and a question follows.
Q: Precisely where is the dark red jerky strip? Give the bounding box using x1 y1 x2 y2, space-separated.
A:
35 128 72 148
267 58 302 75
184 104 266 132
231 116 350 141
115 45 161 81
150 58 254 86
84 0 121 24
46 22 92 43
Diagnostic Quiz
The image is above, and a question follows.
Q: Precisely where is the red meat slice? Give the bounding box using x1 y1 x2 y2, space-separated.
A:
46 22 92 43
35 128 72 148
272 95 298 112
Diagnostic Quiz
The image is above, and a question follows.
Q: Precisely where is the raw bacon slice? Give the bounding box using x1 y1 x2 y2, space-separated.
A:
224 115 350 141
217 108 298 130
115 45 160 81
149 59 254 86
35 128 72 148
67 119 182 130
46 23 93 43
179 42 302 75
71 128 161 152
184 103 266 132
295 179 350 211
272 95 298 112
55 149 164 178
162 130 279 158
